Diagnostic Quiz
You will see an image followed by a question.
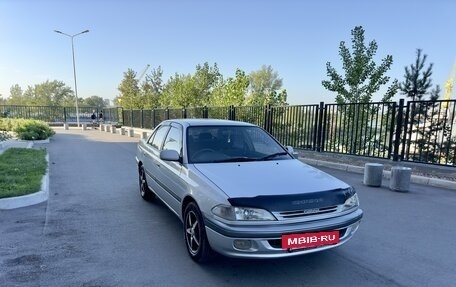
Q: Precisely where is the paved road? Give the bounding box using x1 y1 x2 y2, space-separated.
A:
1 128 455 287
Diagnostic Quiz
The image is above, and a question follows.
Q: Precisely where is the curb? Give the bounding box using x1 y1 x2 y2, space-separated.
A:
300 158 456 191
0 146 50 210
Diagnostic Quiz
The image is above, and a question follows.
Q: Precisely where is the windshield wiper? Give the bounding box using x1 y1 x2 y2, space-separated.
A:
259 152 289 161
211 157 258 163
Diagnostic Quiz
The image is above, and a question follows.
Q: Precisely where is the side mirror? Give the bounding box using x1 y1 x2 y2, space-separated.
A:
285 146 299 159
160 149 181 162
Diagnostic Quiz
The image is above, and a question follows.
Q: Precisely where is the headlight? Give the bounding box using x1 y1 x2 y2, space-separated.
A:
343 193 359 210
212 205 276 221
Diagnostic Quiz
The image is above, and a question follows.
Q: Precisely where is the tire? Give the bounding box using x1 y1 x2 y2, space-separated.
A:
139 166 155 201
183 202 214 263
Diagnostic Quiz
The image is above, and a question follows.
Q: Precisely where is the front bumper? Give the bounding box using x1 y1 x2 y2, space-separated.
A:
204 208 363 258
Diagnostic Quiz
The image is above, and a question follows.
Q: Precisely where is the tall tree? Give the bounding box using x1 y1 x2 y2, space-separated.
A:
210 69 249 107
193 62 222 105
117 69 141 109
161 73 198 107
8 84 25 105
322 26 398 104
399 49 433 101
14 80 73 106
246 65 287 106
142 66 164 109
400 49 445 163
81 95 107 107
160 62 221 108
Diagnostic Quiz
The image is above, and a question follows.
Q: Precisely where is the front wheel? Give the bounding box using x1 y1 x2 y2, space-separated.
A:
183 202 214 263
139 166 155 201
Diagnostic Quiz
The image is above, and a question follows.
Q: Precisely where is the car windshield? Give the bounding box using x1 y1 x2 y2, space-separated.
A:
187 125 290 163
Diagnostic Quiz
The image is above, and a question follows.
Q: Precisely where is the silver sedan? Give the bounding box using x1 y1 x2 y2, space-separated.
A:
136 119 363 263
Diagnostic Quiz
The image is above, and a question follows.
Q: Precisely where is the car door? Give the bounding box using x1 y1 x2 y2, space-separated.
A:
157 124 186 214
142 124 171 201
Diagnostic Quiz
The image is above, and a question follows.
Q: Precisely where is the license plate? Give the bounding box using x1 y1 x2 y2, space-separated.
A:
282 231 339 249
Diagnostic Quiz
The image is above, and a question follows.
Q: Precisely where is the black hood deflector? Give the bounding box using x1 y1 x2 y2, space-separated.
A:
227 188 354 212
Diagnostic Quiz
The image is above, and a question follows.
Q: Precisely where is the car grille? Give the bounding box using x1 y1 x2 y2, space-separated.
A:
268 228 347 249
273 205 339 220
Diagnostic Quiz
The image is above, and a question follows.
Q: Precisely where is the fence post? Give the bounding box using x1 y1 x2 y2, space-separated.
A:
393 99 405 161
165 108 170 120
130 110 134 127
151 109 155 128
140 110 144 128
203 107 208 119
182 107 187 118
387 102 397 160
263 105 273 134
63 107 67 123
228 105 236 121
120 108 124 126
316 102 325 152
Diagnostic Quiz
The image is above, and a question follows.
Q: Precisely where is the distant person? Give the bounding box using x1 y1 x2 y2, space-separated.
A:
99 110 104 124
91 110 97 129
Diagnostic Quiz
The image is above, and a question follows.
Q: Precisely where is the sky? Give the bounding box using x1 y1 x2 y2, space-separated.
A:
1 0 455 106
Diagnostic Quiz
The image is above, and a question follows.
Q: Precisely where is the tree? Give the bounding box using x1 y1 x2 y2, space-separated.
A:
8 84 26 105
246 65 287 106
142 66 164 109
400 49 433 101
10 80 74 107
193 62 222 105
321 26 398 155
161 73 197 107
81 95 107 107
160 62 222 108
210 69 249 107
322 26 398 104
400 49 445 163
117 69 141 109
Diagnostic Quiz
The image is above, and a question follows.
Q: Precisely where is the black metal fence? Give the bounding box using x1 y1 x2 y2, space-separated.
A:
1 99 455 166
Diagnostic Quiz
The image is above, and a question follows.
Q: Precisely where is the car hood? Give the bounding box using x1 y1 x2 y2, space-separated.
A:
193 159 349 199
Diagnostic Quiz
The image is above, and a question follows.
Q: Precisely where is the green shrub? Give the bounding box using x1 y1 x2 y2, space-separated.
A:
14 120 55 140
1 118 55 140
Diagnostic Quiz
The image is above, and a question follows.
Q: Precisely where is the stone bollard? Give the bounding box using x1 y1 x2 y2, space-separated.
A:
63 123 69 130
106 125 111 133
389 166 412 192
82 123 87 131
128 128 135 137
100 124 105 132
142 131 148 140
111 126 117 134
363 163 384 187
120 127 126 135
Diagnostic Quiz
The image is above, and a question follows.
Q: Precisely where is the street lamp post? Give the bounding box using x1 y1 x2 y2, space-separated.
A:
54 29 89 127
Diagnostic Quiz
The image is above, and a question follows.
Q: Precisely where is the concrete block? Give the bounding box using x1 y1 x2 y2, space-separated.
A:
106 125 111 133
63 123 69 130
128 128 134 137
111 126 117 134
363 163 384 187
121 127 126 135
142 131 149 139
82 123 87 131
389 166 412 192
100 124 105 132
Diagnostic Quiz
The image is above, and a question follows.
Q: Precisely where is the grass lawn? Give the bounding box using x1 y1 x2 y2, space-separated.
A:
0 148 47 199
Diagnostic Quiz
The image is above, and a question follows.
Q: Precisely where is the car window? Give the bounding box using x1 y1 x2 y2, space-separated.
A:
246 128 283 154
187 126 287 163
163 126 182 154
150 125 170 150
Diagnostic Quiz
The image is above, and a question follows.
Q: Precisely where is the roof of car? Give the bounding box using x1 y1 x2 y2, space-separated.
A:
162 118 256 127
